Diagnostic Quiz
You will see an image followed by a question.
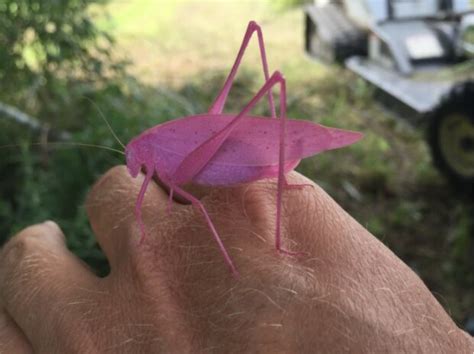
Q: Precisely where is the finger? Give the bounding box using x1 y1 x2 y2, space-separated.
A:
139 173 303 280
191 170 319 250
85 165 182 271
169 170 331 281
0 309 32 354
0 222 100 348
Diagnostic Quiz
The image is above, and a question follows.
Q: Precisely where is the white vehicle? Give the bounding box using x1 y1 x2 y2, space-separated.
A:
305 0 474 193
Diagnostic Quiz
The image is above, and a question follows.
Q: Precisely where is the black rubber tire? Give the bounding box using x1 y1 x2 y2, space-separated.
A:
427 82 474 195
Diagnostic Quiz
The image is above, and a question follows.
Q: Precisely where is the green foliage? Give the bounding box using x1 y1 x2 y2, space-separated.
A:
0 0 127 273
0 76 197 274
271 0 311 11
0 0 124 127
448 207 474 287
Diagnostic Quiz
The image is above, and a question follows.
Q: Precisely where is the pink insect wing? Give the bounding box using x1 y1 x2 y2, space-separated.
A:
189 116 362 185
125 114 362 186
208 117 362 166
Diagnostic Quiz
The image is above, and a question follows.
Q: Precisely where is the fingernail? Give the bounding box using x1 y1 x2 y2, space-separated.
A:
42 220 58 229
42 221 65 243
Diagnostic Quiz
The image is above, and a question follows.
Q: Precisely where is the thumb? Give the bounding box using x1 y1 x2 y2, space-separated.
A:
0 221 99 349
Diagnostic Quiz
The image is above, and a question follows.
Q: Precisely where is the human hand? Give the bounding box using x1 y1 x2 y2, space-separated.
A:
1 166 472 353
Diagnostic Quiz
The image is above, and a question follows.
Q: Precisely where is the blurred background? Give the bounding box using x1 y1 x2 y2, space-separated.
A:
0 0 472 332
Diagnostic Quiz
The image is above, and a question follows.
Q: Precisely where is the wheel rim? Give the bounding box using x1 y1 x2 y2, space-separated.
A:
439 113 474 178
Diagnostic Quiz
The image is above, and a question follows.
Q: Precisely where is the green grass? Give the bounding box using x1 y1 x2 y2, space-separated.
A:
97 0 179 37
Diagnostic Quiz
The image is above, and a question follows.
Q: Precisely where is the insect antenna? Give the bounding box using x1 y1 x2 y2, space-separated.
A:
1 97 126 155
82 96 126 149
0 142 125 155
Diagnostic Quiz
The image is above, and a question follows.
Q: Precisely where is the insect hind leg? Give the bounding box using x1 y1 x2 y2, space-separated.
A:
169 183 239 277
209 21 276 117
271 74 309 257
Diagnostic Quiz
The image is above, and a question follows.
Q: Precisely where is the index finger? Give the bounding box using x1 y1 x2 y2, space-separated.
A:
85 165 184 272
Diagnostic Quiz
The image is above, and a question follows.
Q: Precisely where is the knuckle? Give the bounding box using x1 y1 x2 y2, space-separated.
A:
2 227 43 264
86 166 138 224
90 166 130 195
0 223 59 286
1 239 28 271
86 166 128 206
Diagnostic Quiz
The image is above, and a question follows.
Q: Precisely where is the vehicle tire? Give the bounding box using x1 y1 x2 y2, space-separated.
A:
427 82 474 195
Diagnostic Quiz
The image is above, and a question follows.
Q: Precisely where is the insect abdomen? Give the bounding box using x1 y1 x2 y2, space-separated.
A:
193 159 300 186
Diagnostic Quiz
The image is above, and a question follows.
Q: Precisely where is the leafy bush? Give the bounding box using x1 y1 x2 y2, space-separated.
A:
0 0 133 273
0 0 128 126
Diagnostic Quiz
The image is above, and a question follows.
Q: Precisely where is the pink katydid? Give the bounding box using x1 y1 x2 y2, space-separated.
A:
125 21 363 277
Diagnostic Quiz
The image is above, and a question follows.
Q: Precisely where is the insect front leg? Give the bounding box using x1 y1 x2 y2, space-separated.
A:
167 183 239 277
156 169 175 214
208 21 276 118
167 188 174 215
135 167 154 244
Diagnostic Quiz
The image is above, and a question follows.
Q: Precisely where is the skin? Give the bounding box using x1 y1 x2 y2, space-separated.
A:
0 166 472 353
